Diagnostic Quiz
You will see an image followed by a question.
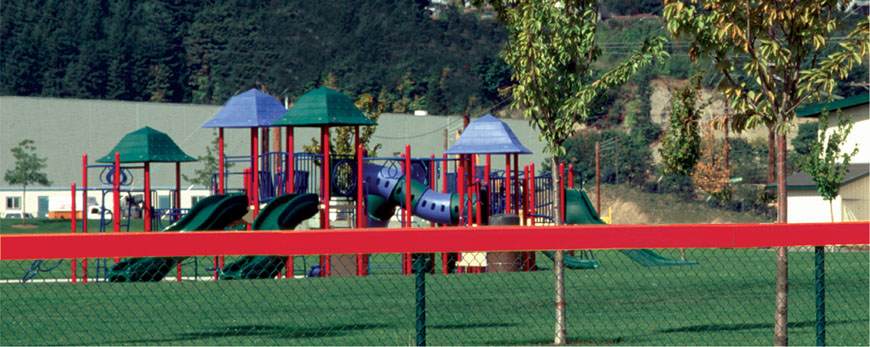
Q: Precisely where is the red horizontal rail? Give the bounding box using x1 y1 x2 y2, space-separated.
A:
1 222 867 260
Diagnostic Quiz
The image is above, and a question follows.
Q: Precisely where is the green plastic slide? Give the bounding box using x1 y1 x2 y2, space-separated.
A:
219 193 320 280
546 189 697 268
108 194 249 282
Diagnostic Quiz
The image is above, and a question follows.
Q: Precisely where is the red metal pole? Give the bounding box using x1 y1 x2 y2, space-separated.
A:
405 145 411 227
219 128 225 195
71 183 77 283
404 145 412 275
472 155 481 226
442 153 449 274
81 154 88 282
458 164 465 225
523 165 529 225
175 163 182 281
485 154 491 218
559 162 566 223
284 125 296 278
528 162 537 270
322 126 330 230
113 152 120 264
252 128 260 217
322 126 331 277
513 153 519 215
286 126 294 194
465 156 471 222
144 162 151 232
505 154 511 214
568 164 574 189
429 154 436 228
357 144 366 276
175 163 181 215
530 162 536 226
442 154 448 194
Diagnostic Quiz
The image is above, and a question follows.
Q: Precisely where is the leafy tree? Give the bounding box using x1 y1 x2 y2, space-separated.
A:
659 76 704 176
4 140 52 223
793 121 819 156
483 0 667 343
664 2 869 343
692 122 732 202
183 130 233 190
802 111 859 222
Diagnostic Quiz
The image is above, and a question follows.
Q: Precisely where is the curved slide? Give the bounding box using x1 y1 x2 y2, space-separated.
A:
544 189 696 268
362 163 485 227
108 194 250 282
219 193 320 280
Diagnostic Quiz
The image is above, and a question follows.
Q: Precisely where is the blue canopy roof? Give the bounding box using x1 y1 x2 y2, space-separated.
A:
201 89 287 128
444 114 533 155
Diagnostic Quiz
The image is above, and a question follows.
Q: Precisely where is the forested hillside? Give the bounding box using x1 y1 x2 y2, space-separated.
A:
1 0 509 114
2 1 864 115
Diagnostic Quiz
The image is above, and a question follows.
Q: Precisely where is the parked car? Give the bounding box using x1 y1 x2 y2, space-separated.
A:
4 212 34 219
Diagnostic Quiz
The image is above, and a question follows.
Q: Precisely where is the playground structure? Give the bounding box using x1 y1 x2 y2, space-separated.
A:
57 87 695 283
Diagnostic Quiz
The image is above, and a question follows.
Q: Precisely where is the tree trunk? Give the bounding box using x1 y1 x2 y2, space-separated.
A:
552 156 566 345
767 128 776 184
774 133 788 346
22 183 28 224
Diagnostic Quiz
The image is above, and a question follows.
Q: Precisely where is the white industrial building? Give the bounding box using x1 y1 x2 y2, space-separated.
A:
783 93 869 223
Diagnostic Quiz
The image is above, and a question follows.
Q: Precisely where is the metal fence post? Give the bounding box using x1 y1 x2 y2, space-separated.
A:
415 256 427 346
815 246 826 346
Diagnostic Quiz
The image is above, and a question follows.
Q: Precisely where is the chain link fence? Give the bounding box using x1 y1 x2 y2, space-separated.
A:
2 246 867 345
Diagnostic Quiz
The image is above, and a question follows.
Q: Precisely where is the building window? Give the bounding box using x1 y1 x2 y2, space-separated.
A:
191 196 205 206
6 197 21 210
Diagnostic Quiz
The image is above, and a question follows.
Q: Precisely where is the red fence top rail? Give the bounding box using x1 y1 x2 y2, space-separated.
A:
1 222 867 260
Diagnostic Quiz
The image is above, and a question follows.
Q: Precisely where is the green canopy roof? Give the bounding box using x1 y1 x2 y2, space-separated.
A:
271 87 377 127
796 93 869 118
96 126 196 163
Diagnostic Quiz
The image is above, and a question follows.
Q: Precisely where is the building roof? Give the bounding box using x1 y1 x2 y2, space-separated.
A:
271 87 376 127
96 126 196 163
767 163 870 190
444 114 533 155
201 89 287 128
796 93 870 118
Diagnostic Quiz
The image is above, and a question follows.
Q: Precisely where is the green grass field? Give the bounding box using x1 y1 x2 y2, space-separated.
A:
2 248 867 345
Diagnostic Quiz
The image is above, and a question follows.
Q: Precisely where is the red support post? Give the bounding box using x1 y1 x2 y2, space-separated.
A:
530 162 536 226
404 145 411 227
175 162 182 281
403 145 412 275
472 155 480 226
81 154 88 282
252 128 260 217
71 183 77 283
568 164 574 189
286 126 294 194
505 154 511 214
175 163 181 218
523 165 529 225
144 162 151 232
442 153 449 274
322 126 330 230
219 128 225 194
113 152 120 264
429 154 436 227
320 126 332 277
357 144 366 276
485 154 491 218
513 153 519 215
457 163 465 226
559 162 566 223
